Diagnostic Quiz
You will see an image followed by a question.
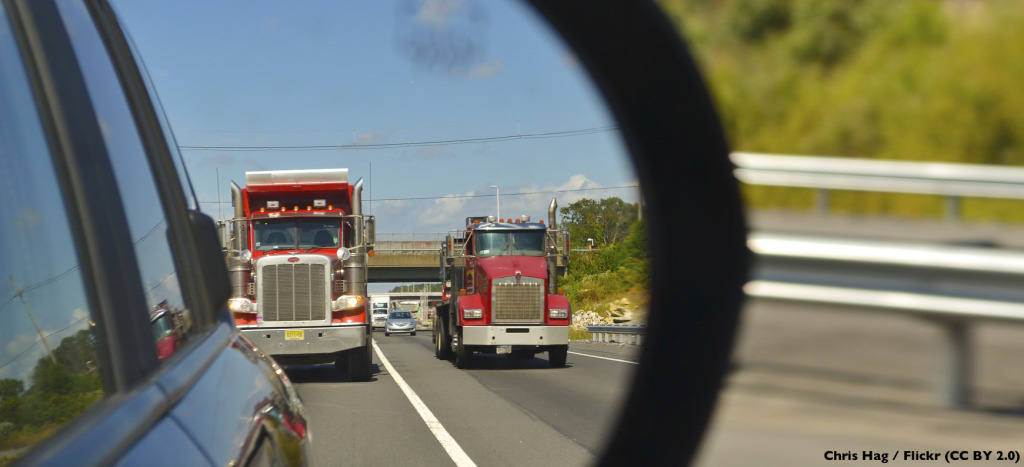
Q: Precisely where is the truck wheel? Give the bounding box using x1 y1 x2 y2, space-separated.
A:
435 319 451 360
348 345 372 382
455 329 472 369
549 345 568 368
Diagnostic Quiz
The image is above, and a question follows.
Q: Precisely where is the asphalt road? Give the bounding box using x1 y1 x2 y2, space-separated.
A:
283 213 1024 466
696 299 1024 466
286 334 640 466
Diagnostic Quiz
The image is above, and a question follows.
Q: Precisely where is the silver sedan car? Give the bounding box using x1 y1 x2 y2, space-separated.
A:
384 311 417 336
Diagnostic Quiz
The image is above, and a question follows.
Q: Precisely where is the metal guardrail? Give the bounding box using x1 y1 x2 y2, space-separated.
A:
735 152 1024 409
732 152 1024 220
587 325 645 345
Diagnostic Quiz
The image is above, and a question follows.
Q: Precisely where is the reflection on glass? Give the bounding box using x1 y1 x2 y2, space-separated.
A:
0 11 105 461
55 0 197 362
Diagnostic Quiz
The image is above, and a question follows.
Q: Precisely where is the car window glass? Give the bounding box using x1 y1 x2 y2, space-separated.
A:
55 0 201 360
0 9 107 461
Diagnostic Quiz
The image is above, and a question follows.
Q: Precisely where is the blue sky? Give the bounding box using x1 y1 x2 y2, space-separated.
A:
111 0 637 234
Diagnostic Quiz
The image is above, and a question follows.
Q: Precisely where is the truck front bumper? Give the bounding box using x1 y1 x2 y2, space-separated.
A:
462 325 569 346
241 324 368 360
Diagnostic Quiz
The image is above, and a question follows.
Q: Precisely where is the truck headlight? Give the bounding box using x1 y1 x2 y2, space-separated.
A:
549 308 569 319
332 295 365 311
463 309 483 319
228 298 255 314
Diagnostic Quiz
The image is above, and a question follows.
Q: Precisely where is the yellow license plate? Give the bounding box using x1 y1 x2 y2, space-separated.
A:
284 330 304 341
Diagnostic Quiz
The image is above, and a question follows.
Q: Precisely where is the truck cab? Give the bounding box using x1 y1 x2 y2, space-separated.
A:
435 200 570 368
220 169 376 381
370 295 390 330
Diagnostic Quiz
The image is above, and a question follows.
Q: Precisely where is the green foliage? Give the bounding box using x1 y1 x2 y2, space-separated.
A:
0 330 103 452
727 0 791 43
0 380 23 401
561 212 648 313
569 328 593 341
560 197 638 248
659 0 1024 220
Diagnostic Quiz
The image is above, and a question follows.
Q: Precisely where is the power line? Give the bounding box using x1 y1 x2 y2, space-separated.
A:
369 185 640 202
0 316 91 372
178 125 618 152
196 184 640 205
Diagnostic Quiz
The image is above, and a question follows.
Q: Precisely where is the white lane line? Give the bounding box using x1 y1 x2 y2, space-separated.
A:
372 339 477 467
567 351 639 365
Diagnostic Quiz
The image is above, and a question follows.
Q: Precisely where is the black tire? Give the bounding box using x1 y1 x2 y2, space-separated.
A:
384 332 389 337
455 329 472 369
347 345 372 382
411 331 416 336
548 345 568 368
435 317 451 360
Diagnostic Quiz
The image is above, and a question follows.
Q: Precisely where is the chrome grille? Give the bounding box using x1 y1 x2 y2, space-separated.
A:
260 262 328 322
491 278 544 323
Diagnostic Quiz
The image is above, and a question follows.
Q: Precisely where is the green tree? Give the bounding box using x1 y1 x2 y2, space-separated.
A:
0 380 23 401
561 197 639 248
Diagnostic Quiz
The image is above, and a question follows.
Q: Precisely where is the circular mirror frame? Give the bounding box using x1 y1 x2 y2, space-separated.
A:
524 3 751 465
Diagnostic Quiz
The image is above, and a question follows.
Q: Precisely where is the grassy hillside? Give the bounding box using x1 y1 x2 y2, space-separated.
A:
658 0 1024 220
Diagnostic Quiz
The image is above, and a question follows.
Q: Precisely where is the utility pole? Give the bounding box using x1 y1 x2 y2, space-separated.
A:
490 185 500 219
10 275 57 364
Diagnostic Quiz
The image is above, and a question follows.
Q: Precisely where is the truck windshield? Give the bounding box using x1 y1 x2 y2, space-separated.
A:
475 230 545 257
254 218 340 251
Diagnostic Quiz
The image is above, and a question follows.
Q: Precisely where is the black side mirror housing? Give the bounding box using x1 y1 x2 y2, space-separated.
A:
188 210 232 316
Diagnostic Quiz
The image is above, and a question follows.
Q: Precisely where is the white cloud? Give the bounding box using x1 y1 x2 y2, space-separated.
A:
71 308 90 326
352 129 394 146
469 60 505 78
1 332 43 383
14 207 43 232
415 0 465 29
415 193 471 229
368 174 639 235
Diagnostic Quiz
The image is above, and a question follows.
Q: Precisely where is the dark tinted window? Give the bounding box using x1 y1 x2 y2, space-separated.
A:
0 9 106 460
56 0 200 358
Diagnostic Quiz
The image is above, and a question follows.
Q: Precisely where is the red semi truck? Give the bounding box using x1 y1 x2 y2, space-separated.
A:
434 198 571 368
220 168 375 380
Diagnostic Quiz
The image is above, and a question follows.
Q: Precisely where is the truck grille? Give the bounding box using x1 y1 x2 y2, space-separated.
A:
491 277 544 323
260 262 328 322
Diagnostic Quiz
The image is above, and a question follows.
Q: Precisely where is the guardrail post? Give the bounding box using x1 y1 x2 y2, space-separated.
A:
935 319 970 409
945 196 960 224
816 189 830 215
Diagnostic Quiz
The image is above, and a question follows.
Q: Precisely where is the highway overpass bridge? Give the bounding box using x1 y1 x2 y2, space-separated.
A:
369 233 444 282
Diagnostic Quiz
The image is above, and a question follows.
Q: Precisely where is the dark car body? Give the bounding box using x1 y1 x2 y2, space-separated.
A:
0 0 311 464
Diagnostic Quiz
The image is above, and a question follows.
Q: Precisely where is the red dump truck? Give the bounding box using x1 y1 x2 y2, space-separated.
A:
434 198 570 368
220 168 375 380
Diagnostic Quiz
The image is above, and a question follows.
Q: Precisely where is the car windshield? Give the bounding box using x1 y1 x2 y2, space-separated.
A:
373 308 388 315
151 315 175 340
254 218 340 251
389 312 412 320
475 230 546 257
